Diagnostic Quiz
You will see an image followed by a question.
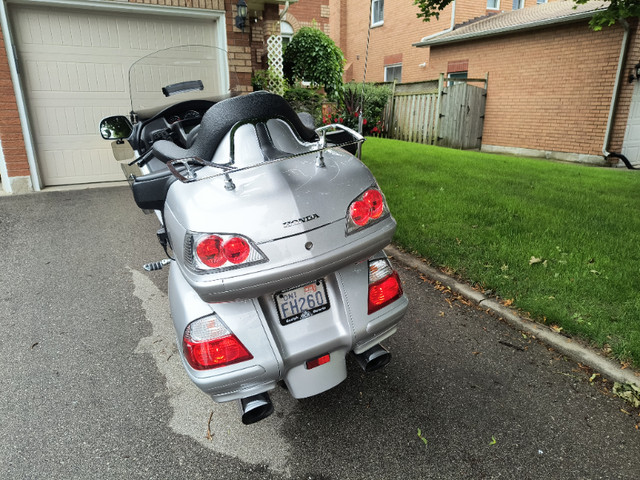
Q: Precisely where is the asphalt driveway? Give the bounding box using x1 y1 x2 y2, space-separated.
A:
1 186 639 479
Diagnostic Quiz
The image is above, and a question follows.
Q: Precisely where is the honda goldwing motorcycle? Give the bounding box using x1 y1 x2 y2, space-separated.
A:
100 46 408 424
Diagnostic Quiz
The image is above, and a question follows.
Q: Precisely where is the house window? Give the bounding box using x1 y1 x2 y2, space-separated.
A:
281 21 294 48
536 0 547 3
447 71 468 86
384 63 402 83
512 0 524 9
487 0 500 9
371 0 384 27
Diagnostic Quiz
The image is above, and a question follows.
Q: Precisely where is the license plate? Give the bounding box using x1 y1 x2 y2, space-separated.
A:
275 279 330 326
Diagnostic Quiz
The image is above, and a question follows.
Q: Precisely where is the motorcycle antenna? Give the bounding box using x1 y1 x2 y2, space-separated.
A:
356 0 374 159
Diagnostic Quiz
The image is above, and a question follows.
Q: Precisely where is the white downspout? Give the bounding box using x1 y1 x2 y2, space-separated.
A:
280 0 289 21
417 1 457 43
602 19 630 158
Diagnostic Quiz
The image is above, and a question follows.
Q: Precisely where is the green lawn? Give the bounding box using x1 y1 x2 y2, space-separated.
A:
361 137 640 366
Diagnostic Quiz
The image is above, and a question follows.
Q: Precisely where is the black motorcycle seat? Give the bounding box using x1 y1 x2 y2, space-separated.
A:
152 91 319 164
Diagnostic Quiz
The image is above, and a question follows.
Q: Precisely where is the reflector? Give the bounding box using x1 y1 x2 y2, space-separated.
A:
306 353 331 369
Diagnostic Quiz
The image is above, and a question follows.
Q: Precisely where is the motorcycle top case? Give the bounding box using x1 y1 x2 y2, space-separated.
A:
162 117 397 303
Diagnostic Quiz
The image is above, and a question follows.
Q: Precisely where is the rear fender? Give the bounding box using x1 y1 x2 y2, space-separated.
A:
168 265 282 401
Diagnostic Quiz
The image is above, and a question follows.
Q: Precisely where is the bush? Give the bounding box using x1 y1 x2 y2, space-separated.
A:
283 27 345 101
283 87 325 125
323 82 392 135
251 69 285 94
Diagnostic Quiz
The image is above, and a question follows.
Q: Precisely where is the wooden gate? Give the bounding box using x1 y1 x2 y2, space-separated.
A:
382 74 487 150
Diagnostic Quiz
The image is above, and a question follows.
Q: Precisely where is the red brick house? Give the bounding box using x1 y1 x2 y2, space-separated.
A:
414 1 640 166
0 0 328 194
329 0 640 167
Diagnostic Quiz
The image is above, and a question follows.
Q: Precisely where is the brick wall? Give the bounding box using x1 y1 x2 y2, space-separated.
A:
284 0 330 35
426 20 630 157
331 0 561 85
0 30 29 179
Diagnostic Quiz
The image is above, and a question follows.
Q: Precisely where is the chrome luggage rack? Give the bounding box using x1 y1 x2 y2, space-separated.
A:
166 122 365 189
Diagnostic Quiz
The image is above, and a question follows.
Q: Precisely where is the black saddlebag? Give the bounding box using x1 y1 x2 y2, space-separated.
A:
131 170 178 211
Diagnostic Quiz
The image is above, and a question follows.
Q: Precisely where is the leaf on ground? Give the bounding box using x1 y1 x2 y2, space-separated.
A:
529 256 544 265
489 435 497 445
503 298 514 307
550 325 563 333
589 373 600 383
417 428 428 447
612 382 640 408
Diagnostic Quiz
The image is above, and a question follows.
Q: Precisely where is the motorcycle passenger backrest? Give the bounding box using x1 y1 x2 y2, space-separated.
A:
153 91 319 164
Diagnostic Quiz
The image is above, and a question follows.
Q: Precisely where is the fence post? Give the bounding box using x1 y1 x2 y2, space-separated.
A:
388 80 397 138
434 73 444 146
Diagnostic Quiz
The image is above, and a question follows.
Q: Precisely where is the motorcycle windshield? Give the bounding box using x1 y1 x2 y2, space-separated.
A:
128 45 240 118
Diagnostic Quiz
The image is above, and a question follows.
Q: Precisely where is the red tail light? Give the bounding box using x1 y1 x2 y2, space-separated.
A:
363 189 384 219
368 259 403 314
349 200 370 226
347 187 389 234
183 315 253 370
223 237 250 264
196 235 226 268
189 233 266 273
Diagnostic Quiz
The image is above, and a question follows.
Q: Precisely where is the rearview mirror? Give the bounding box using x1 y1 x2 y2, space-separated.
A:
100 115 133 141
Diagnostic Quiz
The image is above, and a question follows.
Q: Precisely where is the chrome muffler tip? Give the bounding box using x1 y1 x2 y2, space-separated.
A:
239 392 274 425
354 344 391 372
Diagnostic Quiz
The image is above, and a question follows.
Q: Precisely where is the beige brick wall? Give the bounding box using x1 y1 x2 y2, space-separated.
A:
426 20 633 157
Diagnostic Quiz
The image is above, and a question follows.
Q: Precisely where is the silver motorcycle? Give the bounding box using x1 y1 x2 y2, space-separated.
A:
100 45 408 424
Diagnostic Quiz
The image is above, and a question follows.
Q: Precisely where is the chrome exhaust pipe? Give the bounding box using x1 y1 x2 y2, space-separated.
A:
239 392 274 425
354 344 391 372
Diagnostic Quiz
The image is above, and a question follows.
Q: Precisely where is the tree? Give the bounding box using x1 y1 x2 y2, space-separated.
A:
574 0 640 30
413 0 640 31
282 27 345 101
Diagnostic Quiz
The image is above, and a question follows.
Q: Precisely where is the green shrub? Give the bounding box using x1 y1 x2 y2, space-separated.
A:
251 69 286 94
324 82 391 135
283 87 325 125
283 27 345 101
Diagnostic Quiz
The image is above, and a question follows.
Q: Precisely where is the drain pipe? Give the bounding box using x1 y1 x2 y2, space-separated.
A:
280 0 289 21
416 1 457 44
603 19 638 169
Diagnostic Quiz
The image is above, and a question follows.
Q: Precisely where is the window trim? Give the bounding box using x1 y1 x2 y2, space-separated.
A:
371 0 384 27
384 63 402 83
447 71 468 87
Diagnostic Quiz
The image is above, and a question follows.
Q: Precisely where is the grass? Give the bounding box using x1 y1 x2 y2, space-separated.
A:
361 137 640 367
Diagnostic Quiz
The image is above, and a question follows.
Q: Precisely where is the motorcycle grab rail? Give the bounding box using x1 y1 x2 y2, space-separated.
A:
167 119 365 187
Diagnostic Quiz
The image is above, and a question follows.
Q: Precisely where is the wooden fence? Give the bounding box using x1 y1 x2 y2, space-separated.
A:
380 74 487 150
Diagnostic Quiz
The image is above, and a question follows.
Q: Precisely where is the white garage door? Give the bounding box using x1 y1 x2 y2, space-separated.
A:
622 81 640 168
10 5 221 186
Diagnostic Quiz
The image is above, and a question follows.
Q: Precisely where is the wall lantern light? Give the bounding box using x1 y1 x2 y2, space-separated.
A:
628 61 640 83
236 0 248 33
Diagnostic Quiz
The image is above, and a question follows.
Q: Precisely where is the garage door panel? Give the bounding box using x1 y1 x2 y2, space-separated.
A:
10 5 220 186
39 148 122 184
24 60 127 93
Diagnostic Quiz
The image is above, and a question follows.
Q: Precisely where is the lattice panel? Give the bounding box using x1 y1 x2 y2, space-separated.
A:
266 35 284 96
